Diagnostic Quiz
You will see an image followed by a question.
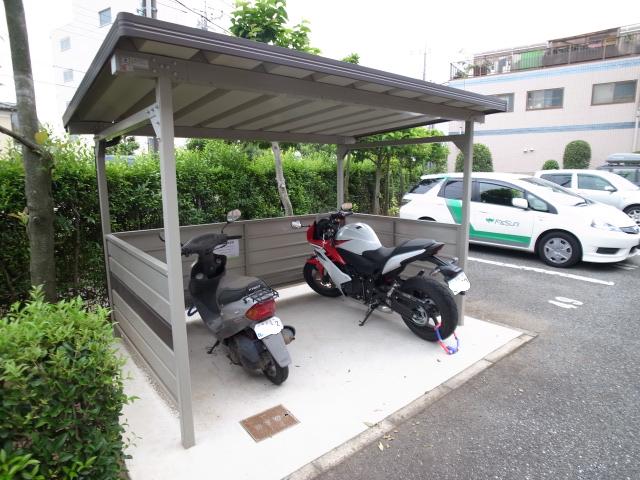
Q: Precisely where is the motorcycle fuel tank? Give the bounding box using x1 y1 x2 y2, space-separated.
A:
336 223 382 255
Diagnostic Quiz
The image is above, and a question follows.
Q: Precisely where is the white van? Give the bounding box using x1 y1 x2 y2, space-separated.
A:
533 169 640 225
399 172 640 267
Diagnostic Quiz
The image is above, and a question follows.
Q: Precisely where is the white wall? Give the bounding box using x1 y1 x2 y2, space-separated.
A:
448 57 640 172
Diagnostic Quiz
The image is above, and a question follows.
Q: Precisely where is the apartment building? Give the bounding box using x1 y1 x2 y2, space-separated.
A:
447 25 640 173
50 0 225 130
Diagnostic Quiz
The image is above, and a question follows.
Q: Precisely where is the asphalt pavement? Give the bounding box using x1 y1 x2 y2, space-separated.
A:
315 245 640 480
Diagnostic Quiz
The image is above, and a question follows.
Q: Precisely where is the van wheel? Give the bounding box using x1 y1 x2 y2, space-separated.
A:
419 217 435 221
623 205 640 226
537 232 581 268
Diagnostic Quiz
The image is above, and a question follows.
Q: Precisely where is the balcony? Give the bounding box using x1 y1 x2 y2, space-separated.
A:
450 30 640 80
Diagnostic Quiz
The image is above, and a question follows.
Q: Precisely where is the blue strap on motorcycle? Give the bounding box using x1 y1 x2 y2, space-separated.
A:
434 322 459 355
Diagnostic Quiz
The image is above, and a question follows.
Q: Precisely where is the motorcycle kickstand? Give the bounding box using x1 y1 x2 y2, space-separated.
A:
207 340 220 354
360 304 378 326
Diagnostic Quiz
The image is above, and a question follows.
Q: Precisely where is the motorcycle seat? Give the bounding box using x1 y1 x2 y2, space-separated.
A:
217 274 268 306
362 239 442 267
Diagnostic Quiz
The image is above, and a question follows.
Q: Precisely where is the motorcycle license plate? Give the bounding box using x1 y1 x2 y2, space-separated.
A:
447 272 471 295
253 316 283 340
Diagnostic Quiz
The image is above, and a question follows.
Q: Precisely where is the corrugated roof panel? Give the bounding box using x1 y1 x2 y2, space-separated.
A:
204 52 263 70
132 38 198 59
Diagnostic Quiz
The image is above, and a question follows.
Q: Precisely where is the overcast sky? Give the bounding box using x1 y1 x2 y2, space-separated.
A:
0 0 638 128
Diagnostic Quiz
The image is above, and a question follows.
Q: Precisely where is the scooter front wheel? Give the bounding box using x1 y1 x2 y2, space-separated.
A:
303 262 341 297
262 354 289 385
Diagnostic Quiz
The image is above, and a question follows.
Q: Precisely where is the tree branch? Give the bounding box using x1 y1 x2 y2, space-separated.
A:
0 124 51 160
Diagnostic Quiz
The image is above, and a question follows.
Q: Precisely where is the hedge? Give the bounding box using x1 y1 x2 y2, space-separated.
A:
0 290 130 479
454 143 493 172
563 140 591 169
542 159 559 170
0 138 420 306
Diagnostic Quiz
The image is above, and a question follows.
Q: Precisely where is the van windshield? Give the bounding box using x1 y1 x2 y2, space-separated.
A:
519 177 592 205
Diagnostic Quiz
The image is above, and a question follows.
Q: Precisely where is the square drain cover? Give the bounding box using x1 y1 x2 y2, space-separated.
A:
240 404 299 442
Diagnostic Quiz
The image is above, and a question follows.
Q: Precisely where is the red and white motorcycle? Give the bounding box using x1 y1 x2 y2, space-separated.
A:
291 203 470 342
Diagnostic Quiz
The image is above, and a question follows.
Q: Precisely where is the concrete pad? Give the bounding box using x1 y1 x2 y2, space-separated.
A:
120 284 521 480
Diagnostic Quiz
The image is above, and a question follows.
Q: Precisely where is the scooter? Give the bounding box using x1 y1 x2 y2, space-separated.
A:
182 209 295 384
292 203 470 342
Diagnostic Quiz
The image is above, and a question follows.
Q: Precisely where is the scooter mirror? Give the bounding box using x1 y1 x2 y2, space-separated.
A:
341 202 353 210
291 220 302 229
227 209 242 222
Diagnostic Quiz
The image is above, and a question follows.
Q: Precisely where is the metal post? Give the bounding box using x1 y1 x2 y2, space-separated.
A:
455 120 474 326
155 75 195 448
336 145 348 208
94 139 113 309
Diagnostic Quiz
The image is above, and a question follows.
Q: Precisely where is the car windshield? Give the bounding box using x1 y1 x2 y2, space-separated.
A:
519 177 591 206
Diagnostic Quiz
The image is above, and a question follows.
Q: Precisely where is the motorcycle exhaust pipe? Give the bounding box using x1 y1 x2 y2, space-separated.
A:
282 325 296 345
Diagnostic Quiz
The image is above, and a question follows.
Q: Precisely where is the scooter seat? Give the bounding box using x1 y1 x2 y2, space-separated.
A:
217 274 268 306
362 239 442 267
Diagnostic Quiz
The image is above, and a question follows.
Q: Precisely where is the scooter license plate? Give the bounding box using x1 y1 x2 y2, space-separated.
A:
253 316 284 340
447 272 471 295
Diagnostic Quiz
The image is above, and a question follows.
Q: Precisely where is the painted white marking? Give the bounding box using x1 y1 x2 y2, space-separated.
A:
554 296 583 305
548 300 578 309
468 257 615 286
614 263 638 270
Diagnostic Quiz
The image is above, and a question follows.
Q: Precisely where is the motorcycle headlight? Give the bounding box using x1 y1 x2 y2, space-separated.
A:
590 219 622 232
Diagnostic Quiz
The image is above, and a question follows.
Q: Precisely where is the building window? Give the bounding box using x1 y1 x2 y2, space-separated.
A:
493 93 514 112
63 69 73 83
592 80 637 105
99 8 112 27
526 88 563 110
59 36 71 52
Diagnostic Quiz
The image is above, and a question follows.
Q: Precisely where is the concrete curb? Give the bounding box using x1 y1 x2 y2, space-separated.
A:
283 331 535 480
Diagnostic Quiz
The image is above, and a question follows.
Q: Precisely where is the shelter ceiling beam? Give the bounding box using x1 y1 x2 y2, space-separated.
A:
110 50 485 121
347 134 466 150
94 104 157 140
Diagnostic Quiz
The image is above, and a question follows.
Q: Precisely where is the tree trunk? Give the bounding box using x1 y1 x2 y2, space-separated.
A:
383 159 391 216
373 160 382 215
344 153 351 201
271 141 293 216
399 163 405 206
4 0 56 301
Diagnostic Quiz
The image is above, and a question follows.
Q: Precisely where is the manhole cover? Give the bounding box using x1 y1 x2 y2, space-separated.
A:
240 404 299 442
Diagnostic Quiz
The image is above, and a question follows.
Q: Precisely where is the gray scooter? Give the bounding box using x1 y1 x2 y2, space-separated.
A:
183 210 295 384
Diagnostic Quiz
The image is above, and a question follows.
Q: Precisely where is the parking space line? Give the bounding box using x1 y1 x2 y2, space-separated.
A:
467 257 615 286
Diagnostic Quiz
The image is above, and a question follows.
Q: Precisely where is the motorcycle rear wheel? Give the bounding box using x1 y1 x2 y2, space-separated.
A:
399 276 458 342
262 354 289 385
303 262 341 297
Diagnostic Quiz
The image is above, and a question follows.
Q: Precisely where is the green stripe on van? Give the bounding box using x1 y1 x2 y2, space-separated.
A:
445 198 531 246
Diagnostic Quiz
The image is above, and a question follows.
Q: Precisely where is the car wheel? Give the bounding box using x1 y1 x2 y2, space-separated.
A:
537 231 581 268
623 205 640 226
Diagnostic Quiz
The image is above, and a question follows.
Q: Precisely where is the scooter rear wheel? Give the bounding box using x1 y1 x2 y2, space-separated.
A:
303 262 341 297
262 355 289 385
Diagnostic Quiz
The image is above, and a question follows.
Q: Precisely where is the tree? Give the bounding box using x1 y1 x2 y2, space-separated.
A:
455 143 493 172
341 53 360 64
230 0 319 215
2 0 56 300
542 159 559 170
106 136 139 156
563 140 591 169
352 128 446 215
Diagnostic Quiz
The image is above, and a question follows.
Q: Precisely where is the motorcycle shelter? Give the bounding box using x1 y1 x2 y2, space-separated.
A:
63 13 506 448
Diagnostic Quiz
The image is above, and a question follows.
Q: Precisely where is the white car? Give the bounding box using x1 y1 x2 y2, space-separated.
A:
399 172 640 267
533 169 640 225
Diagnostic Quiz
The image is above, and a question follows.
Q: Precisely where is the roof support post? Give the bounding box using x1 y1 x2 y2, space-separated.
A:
336 145 348 208
155 75 195 448
94 139 113 310
452 121 474 327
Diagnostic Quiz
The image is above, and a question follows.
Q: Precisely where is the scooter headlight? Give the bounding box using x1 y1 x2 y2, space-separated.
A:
590 218 622 232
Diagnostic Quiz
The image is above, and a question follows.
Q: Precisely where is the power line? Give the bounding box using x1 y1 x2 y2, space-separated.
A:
166 0 231 34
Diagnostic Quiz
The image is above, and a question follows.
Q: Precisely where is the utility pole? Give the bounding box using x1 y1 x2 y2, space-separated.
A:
141 0 159 152
422 45 427 81
3 0 56 300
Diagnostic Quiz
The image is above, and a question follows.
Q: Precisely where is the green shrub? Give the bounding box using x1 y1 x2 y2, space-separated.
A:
0 290 130 479
563 140 591 168
455 143 493 172
542 159 559 170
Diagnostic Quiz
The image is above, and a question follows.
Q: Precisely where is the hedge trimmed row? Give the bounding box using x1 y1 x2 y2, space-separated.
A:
0 139 420 306
0 290 130 479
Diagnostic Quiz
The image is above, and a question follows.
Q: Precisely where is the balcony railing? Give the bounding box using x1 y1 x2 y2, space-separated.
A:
450 32 640 80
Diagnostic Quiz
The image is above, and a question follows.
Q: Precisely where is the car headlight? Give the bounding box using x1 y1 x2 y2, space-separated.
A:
590 219 622 232
400 198 411 206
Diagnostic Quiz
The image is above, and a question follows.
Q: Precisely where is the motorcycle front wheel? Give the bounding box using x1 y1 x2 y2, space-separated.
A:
399 276 458 342
303 262 341 297
262 353 289 385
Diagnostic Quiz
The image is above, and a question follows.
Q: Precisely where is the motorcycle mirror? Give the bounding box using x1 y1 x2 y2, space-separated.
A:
291 220 302 229
226 209 242 222
341 202 353 210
